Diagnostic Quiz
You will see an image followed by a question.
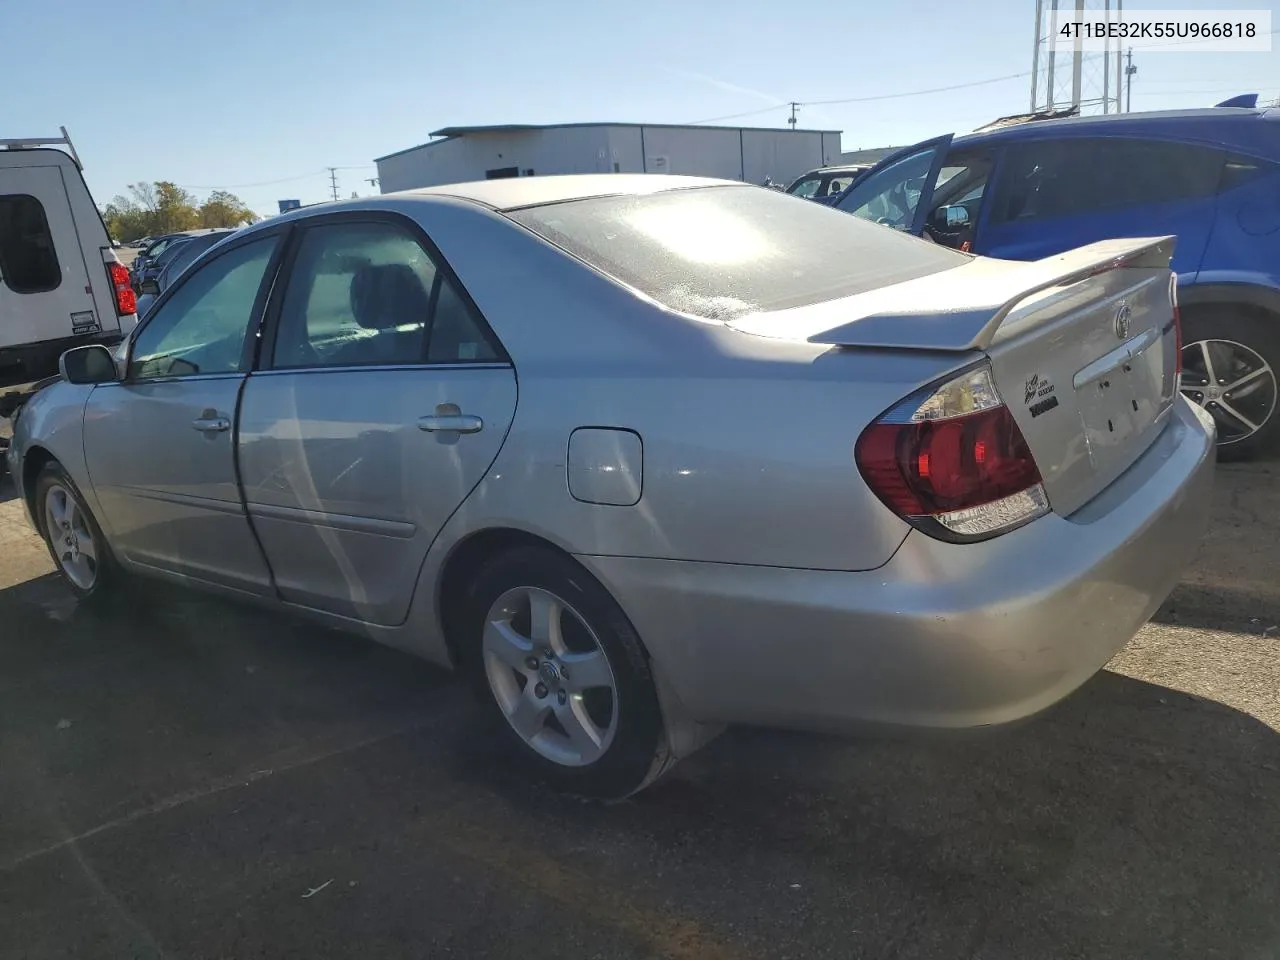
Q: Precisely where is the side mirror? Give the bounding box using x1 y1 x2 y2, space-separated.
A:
935 205 971 229
140 278 160 295
59 344 120 385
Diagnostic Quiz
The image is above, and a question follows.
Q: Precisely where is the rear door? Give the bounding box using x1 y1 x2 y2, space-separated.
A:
0 164 99 351
973 136 1222 275
237 214 516 626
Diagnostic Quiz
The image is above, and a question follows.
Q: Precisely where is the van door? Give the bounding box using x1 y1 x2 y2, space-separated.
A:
0 165 100 357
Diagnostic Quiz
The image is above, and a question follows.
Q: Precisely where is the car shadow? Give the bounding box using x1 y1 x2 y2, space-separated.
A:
457 668 1280 958
1 569 1277 959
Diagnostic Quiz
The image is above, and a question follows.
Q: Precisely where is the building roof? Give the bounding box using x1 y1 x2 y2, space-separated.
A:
375 121 842 162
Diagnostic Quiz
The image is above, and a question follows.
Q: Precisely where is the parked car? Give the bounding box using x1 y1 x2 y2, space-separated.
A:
7 176 1213 797
135 229 237 317
786 164 871 204
129 229 228 289
0 130 138 391
831 105 1280 458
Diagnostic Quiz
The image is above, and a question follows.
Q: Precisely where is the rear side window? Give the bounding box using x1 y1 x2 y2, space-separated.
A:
270 220 503 369
0 194 62 294
991 138 1225 224
510 185 969 322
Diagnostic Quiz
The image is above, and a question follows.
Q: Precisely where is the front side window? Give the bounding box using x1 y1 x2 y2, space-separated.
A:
788 177 822 198
271 220 502 369
0 194 61 294
129 235 279 379
990 137 1225 224
835 146 941 230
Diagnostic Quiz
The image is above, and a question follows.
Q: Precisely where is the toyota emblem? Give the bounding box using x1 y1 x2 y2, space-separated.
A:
1114 302 1132 340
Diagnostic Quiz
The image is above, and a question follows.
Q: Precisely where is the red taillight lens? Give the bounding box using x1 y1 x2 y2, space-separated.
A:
107 261 136 316
856 365 1048 541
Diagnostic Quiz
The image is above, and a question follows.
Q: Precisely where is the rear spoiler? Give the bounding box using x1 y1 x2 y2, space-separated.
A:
730 236 1176 353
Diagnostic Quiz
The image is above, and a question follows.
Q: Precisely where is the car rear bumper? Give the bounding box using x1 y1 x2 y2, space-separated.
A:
578 398 1216 733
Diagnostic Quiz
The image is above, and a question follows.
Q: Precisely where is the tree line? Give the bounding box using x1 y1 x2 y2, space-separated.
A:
103 181 259 242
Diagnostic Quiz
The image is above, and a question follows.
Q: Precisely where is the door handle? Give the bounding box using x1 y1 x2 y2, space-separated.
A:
418 414 483 434
192 413 231 433
418 403 483 435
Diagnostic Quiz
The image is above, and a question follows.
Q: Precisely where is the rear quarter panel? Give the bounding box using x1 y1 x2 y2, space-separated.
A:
387 196 971 572
1198 166 1280 281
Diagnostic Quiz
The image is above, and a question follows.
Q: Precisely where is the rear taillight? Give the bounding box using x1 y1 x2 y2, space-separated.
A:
107 261 136 316
855 365 1048 542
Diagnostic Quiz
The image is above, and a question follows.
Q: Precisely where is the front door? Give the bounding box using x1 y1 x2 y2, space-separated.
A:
82 231 285 593
832 135 954 234
238 216 517 625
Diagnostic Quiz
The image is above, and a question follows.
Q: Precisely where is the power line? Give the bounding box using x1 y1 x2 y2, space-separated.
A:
806 70 1035 106
685 67 1036 124
177 170 328 190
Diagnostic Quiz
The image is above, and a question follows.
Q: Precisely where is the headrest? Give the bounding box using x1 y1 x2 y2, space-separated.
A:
349 263 431 331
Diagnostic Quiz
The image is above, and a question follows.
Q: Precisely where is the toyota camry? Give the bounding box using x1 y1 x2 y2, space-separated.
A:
6 175 1215 797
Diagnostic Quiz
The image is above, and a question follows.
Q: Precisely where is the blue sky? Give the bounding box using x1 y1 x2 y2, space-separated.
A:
4 0 1276 216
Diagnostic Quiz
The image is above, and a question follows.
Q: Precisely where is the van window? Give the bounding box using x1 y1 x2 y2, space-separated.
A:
0 194 62 294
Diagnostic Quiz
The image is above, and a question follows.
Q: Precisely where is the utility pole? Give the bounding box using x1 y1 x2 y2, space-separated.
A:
787 102 799 130
326 167 339 202
1124 47 1137 112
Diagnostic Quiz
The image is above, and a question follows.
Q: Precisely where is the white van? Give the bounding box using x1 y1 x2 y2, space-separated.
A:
0 130 138 392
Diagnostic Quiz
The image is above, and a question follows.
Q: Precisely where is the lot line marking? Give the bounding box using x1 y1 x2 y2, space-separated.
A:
0 722 428 873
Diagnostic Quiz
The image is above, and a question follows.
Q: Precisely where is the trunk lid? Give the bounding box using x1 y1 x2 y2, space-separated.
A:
730 236 1181 516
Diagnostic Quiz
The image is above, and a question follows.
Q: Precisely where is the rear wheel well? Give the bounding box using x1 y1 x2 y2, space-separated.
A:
437 528 577 665
21 446 56 530
1181 298 1280 339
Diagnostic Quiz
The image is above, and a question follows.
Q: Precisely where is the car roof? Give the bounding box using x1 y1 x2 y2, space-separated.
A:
399 173 739 211
955 106 1278 146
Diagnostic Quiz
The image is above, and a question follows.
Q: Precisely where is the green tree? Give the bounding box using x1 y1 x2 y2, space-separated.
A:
102 181 257 241
198 190 258 228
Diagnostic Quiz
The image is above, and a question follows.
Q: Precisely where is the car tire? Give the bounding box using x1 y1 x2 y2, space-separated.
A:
1180 307 1280 461
34 461 119 602
460 546 673 799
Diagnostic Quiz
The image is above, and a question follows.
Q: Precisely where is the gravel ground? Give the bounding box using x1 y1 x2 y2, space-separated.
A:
0 459 1276 960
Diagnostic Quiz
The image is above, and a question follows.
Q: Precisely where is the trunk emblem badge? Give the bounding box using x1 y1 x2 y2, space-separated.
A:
1114 302 1132 340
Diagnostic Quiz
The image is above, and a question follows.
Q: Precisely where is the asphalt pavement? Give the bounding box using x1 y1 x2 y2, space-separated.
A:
0 460 1277 959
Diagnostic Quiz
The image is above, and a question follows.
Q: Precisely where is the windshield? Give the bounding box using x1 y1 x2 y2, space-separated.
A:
511 185 968 322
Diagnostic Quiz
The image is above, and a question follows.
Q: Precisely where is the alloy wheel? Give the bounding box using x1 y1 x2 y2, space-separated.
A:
1180 338 1278 445
482 586 619 767
44 483 98 591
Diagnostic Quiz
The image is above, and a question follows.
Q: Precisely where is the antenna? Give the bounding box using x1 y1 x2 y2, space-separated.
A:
1031 0 1124 115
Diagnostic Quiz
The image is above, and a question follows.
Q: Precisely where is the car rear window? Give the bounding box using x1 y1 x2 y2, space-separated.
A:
0 194 62 294
509 185 969 321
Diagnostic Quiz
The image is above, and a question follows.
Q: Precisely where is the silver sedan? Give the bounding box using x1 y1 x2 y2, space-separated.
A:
6 175 1216 797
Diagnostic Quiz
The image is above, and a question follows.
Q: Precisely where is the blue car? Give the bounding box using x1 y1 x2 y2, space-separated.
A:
832 104 1280 459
